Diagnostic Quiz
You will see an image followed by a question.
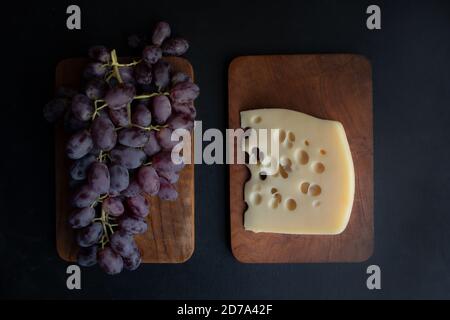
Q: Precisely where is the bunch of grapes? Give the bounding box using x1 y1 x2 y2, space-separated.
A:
44 22 199 275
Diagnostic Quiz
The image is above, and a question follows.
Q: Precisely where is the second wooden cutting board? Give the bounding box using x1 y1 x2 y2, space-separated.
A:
229 54 374 263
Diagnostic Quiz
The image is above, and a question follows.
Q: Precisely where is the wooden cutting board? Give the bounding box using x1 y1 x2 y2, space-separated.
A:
229 54 373 263
55 57 195 263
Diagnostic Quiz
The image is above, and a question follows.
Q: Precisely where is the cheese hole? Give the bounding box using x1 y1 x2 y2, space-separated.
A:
312 200 321 208
273 193 282 203
300 182 310 194
308 184 322 196
252 116 262 124
304 140 310 146
279 165 289 179
250 193 262 205
280 157 292 172
288 131 296 142
269 198 279 209
296 149 309 165
279 130 286 143
285 199 297 211
270 188 278 194
313 162 325 174
270 193 282 208
259 172 267 181
320 149 327 155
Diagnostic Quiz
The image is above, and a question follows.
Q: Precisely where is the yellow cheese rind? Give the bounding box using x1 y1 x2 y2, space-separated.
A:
241 108 355 235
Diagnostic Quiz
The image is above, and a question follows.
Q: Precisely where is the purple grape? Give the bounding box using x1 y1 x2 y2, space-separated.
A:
109 164 129 194
71 185 99 208
137 166 160 195
162 38 189 56
123 248 142 271
87 162 110 194
127 194 150 218
157 168 179 184
77 246 98 267
152 21 171 46
66 130 94 159
142 45 162 65
56 86 78 99
85 78 107 100
153 60 171 90
43 98 69 122
110 230 137 258
134 62 153 85
153 151 185 173
158 177 178 201
143 131 161 157
102 197 124 217
119 66 136 84
172 101 196 120
64 111 89 133
171 72 192 86
167 113 194 131
91 116 117 151
132 103 151 127
84 62 108 79
76 222 103 247
88 45 110 63
118 128 149 148
98 246 123 275
104 83 136 110
109 107 129 127
121 179 142 198
71 94 93 121
119 216 148 235
68 207 96 229
156 127 178 150
70 154 96 181
151 95 172 124
110 147 146 169
170 81 200 103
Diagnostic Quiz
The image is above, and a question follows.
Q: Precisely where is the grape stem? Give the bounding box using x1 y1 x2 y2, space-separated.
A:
105 71 114 83
96 208 118 248
131 123 167 131
91 103 107 120
96 150 109 163
116 60 142 67
97 150 104 162
127 103 132 127
134 92 169 99
110 49 123 83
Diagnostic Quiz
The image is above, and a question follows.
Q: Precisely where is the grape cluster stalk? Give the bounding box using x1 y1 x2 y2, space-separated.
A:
44 21 199 275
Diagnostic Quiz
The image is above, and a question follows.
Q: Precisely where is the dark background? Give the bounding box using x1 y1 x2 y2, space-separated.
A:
1 0 450 299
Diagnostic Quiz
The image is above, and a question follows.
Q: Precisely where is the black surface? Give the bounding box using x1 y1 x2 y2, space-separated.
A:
1 0 450 299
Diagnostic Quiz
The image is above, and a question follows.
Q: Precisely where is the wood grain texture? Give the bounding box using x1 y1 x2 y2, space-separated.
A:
229 54 373 263
55 57 195 263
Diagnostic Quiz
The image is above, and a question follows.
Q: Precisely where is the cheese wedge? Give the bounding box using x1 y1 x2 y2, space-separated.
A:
241 108 354 235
